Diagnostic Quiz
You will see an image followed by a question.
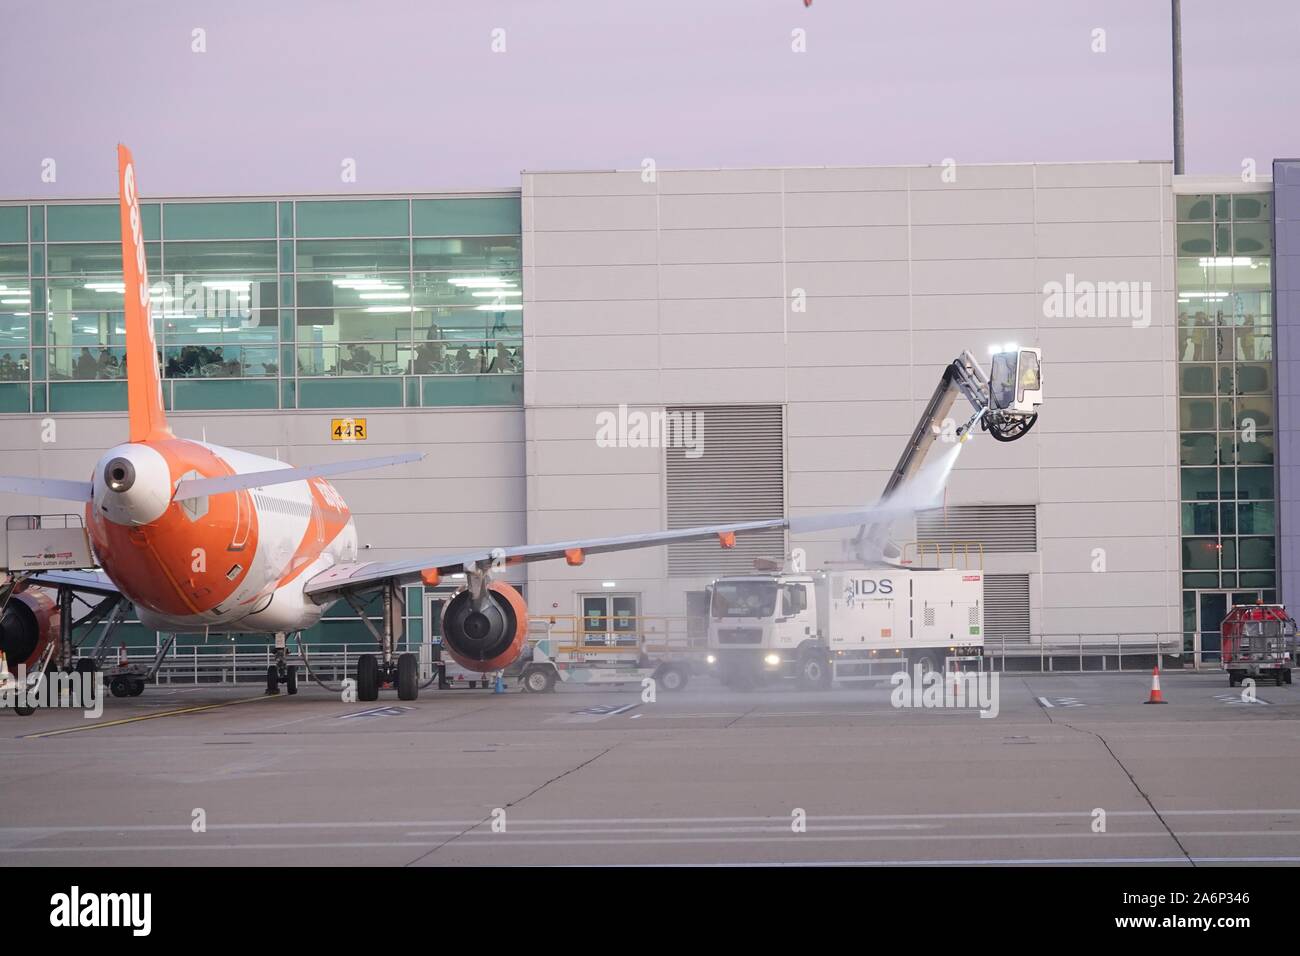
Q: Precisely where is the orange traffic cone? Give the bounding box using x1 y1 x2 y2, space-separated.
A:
0 650 9 680
1144 665 1167 704
117 643 128 666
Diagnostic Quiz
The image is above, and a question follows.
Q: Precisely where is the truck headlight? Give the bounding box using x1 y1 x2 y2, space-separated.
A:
764 654 781 667
706 654 716 665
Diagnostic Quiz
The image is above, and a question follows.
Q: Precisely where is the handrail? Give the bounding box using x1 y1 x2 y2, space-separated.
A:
896 540 985 570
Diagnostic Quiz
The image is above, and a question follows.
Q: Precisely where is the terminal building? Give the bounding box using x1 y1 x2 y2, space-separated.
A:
0 157 1293 664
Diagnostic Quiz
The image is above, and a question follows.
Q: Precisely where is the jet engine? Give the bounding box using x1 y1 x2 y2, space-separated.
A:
440 582 528 673
0 588 60 669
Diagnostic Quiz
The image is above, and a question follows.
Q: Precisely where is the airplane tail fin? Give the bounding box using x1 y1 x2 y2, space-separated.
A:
117 144 171 443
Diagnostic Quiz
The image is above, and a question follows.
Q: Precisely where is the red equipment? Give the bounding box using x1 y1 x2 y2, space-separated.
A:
1221 603 1296 687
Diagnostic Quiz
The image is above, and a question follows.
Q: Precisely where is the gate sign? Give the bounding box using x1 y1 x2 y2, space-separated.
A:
331 418 367 442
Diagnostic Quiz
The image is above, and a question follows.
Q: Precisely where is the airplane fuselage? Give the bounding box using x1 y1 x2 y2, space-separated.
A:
86 438 357 633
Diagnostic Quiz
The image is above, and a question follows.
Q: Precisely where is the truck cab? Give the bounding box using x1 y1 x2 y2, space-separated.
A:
706 573 824 688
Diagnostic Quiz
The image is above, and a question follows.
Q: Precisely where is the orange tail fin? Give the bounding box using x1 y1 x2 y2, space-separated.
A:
117 144 171 442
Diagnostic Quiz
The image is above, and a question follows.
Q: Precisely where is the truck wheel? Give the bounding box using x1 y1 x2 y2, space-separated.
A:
910 653 939 677
127 679 145 697
798 654 832 690
1228 671 1241 687
1285 670 1293 685
523 666 555 694
657 665 688 692
110 676 131 698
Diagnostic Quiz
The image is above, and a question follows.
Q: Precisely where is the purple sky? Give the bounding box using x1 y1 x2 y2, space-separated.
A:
2 0 1296 198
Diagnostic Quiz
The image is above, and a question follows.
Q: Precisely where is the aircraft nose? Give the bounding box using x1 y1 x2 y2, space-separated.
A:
104 457 137 493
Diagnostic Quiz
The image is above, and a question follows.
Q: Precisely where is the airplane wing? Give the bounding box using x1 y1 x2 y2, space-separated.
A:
23 569 121 596
302 497 927 600
173 452 423 501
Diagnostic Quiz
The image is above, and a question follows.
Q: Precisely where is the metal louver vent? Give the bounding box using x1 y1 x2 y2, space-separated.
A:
915 504 1037 553
666 405 784 577
984 573 1031 644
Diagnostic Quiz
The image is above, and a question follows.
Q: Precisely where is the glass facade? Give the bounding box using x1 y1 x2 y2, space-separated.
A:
0 195 523 413
1175 189 1276 661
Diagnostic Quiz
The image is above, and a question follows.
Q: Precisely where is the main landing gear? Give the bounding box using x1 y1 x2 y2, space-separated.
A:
346 581 425 702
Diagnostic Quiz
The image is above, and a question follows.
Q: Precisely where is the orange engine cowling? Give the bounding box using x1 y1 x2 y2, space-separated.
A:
0 587 60 670
440 582 528 673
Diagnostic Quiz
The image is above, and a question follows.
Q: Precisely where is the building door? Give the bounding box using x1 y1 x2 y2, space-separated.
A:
579 593 640 646
1194 589 1262 665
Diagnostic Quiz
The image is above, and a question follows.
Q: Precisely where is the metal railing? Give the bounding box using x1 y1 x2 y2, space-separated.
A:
112 629 1216 686
987 632 1185 672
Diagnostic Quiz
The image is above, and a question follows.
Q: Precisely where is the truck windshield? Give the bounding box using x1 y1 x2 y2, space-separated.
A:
711 581 777 618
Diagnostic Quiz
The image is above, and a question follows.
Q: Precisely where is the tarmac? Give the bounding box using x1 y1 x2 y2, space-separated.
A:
3 668 1299 866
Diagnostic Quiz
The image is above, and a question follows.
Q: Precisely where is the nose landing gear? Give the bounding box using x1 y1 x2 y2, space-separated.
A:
264 633 300 695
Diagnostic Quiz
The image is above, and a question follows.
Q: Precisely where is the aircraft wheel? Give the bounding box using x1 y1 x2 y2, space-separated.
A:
266 665 280 695
356 654 380 702
285 665 298 695
396 654 418 701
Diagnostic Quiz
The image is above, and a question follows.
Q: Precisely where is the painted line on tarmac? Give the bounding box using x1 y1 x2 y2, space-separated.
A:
403 823 944 837
1037 697 1054 708
0 830 1231 854
18 694 284 739
1214 693 1270 706
6 807 1300 835
619 855 1300 867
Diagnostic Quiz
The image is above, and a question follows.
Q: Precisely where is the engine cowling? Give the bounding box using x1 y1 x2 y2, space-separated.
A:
0 588 60 670
440 582 528 673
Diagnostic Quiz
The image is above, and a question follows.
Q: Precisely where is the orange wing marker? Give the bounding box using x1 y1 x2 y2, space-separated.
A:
564 548 585 566
718 531 736 549
117 144 172 443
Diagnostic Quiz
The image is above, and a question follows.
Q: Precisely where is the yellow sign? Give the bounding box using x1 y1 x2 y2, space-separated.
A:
330 418 367 442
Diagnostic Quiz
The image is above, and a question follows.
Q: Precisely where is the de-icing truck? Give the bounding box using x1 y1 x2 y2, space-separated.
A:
705 345 1042 689
706 567 984 688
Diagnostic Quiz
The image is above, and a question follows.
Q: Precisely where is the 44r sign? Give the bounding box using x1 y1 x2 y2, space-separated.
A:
331 418 367 441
